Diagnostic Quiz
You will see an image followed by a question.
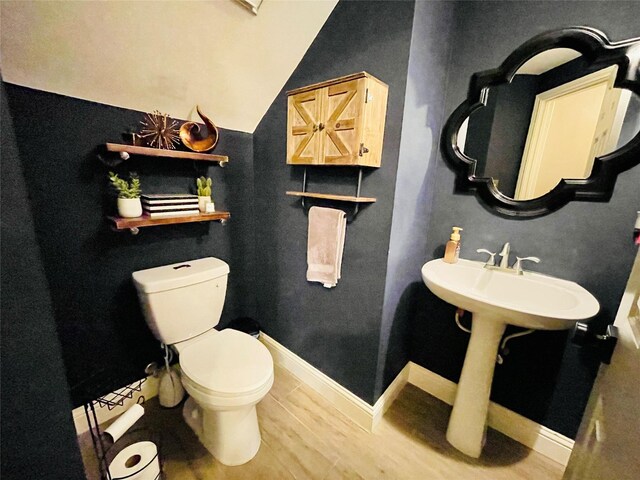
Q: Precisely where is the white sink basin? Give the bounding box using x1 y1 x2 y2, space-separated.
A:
421 259 599 330
421 258 599 458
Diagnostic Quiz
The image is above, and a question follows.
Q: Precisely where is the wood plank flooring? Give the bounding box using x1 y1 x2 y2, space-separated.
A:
78 365 565 479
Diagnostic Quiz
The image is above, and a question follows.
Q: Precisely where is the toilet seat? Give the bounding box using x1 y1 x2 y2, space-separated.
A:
180 329 273 398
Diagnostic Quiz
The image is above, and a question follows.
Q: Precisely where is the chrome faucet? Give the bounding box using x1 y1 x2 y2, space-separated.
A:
498 242 510 269
477 242 540 275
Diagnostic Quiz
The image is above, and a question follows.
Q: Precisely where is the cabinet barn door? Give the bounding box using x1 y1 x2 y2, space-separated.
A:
321 78 365 165
287 89 323 164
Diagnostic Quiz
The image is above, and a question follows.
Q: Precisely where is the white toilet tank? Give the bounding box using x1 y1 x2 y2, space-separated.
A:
132 257 229 345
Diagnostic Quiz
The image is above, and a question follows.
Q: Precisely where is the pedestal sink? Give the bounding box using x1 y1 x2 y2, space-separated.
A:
421 258 599 458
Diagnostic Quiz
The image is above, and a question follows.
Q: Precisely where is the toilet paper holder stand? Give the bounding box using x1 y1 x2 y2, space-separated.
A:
83 378 163 480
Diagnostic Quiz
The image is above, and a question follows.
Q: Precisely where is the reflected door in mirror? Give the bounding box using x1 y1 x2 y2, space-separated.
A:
515 65 629 200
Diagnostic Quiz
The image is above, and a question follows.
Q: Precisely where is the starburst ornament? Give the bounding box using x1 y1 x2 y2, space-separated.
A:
139 110 180 149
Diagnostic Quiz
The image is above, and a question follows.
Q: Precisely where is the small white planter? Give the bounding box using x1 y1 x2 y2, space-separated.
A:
117 197 143 218
198 196 212 213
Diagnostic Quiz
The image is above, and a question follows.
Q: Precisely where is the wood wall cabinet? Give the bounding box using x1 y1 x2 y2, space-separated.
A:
286 72 388 167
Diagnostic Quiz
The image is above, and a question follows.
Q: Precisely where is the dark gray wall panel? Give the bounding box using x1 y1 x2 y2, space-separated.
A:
1 82 85 479
375 0 456 399
483 76 537 197
253 0 415 404
4 84 256 406
411 1 640 438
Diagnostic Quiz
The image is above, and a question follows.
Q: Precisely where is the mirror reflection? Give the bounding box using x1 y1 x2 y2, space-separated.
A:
457 48 640 200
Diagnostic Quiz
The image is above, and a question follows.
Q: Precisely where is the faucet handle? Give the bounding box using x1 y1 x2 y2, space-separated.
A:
514 256 540 274
476 248 497 266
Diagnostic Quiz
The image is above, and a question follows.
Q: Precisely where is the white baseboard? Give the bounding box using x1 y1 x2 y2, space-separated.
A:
407 362 574 466
371 362 410 430
407 361 456 404
72 376 159 435
259 333 376 430
260 333 409 431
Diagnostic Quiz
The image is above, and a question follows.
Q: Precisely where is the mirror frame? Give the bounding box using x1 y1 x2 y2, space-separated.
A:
441 27 640 218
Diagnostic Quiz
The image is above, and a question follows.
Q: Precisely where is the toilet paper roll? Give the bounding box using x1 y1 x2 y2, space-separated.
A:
109 441 160 480
104 404 144 444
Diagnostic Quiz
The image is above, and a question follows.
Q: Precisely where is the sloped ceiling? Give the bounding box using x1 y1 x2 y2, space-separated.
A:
0 0 337 133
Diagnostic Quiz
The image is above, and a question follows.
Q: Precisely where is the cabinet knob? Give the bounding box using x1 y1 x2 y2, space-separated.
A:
318 123 325 131
312 124 318 132
336 122 341 128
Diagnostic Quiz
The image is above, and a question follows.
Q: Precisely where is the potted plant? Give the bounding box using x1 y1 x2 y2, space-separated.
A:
196 176 214 213
108 171 142 218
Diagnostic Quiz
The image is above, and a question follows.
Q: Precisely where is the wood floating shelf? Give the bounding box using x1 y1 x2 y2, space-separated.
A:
108 211 230 234
286 191 376 203
105 143 229 164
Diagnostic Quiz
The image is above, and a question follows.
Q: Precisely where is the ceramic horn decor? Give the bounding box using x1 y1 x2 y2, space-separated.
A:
180 106 219 153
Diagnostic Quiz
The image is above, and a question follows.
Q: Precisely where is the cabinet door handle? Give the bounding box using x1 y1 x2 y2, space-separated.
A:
312 124 319 132
318 123 325 131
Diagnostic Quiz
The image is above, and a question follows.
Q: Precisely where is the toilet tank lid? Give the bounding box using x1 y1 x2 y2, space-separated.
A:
132 257 229 293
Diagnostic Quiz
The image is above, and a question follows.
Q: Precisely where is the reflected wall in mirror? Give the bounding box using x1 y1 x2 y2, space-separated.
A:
442 27 640 217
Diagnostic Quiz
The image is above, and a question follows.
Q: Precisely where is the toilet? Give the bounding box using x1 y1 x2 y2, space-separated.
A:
132 257 274 466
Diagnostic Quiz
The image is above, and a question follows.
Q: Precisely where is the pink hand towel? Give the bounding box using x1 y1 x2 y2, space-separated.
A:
306 207 347 288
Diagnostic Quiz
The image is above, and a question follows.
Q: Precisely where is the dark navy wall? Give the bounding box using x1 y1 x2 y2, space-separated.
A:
4 84 256 406
483 76 537 197
253 0 415 404
1 83 85 479
375 0 456 399
411 0 640 438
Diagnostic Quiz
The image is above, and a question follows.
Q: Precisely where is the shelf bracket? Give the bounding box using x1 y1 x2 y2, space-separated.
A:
97 151 127 168
294 167 367 221
353 167 363 217
110 224 140 235
301 167 308 209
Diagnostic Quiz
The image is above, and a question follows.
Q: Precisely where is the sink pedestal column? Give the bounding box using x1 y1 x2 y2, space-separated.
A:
446 313 506 458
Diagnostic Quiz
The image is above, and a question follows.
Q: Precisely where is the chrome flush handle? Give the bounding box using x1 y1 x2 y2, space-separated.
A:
476 248 497 267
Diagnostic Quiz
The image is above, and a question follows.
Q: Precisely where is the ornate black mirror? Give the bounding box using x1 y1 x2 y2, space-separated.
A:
441 27 640 218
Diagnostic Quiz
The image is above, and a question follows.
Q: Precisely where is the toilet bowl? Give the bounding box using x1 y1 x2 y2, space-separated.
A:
132 257 274 466
176 328 273 465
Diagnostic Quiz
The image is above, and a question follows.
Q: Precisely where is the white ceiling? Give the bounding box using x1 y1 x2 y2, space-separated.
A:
0 0 337 133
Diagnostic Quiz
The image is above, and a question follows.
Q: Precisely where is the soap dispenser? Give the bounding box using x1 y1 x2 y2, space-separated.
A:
444 227 463 264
